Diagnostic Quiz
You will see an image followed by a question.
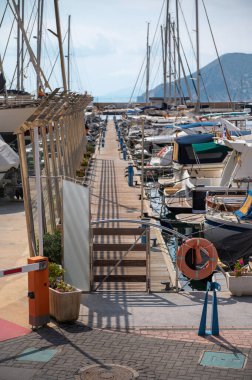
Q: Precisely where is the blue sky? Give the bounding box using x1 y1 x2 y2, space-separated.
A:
1 0 252 99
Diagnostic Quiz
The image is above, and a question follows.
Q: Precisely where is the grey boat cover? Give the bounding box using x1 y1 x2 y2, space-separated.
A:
0 136 19 172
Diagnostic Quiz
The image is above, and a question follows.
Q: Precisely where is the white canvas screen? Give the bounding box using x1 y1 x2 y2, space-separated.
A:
63 180 89 291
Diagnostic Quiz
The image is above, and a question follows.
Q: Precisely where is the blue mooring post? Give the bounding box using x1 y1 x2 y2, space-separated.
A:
198 282 221 336
123 146 127 160
120 137 123 150
128 164 134 186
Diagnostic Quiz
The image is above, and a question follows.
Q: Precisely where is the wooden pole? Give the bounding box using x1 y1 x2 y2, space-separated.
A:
41 125 56 232
54 0 67 91
55 123 63 176
17 132 36 256
49 123 61 219
67 14 71 91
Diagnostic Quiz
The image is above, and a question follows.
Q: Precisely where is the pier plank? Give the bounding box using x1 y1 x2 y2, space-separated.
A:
90 119 170 292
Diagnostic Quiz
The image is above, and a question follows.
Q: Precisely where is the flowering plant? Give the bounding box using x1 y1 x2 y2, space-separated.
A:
234 259 246 277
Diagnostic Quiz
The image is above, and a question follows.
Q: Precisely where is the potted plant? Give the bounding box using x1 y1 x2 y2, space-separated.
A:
227 259 252 296
43 231 62 264
49 263 82 322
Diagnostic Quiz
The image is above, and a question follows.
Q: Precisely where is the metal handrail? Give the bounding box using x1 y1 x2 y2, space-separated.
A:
91 218 187 240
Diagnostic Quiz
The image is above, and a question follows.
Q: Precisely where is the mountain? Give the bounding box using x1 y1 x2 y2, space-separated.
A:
138 53 252 102
94 87 136 103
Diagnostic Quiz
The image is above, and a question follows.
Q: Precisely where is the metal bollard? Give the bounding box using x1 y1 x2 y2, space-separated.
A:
128 164 134 186
28 256 50 328
198 281 221 336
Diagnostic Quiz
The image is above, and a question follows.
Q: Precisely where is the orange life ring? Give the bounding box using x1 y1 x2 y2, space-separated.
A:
176 238 218 280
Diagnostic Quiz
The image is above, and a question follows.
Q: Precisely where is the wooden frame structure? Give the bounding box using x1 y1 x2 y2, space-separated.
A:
15 90 92 256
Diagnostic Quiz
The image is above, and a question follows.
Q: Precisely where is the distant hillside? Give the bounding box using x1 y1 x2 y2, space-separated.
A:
96 87 136 103
138 53 252 102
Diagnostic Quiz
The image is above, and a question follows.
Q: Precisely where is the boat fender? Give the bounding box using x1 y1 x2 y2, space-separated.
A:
176 237 218 280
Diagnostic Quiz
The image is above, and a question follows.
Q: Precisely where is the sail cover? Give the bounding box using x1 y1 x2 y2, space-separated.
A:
0 136 19 172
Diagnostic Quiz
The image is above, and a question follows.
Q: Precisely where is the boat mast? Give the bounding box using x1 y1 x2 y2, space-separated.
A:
9 0 51 90
163 0 169 107
172 21 176 105
195 0 200 113
176 0 181 103
145 22 150 105
54 0 67 91
20 0 24 91
16 0 20 91
67 15 71 92
37 0 44 94
168 13 171 100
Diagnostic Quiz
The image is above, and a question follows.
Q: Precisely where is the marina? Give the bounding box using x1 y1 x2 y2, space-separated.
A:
0 0 252 379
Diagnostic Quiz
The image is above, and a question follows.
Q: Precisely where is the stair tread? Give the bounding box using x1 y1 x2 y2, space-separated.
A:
93 267 146 275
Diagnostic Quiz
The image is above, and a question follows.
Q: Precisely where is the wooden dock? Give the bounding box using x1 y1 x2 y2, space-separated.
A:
89 119 170 291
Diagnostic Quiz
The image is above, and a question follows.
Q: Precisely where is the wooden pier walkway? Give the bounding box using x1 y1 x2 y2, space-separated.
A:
90 119 170 291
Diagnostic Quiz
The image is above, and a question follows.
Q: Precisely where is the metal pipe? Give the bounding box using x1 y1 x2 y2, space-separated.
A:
141 119 144 218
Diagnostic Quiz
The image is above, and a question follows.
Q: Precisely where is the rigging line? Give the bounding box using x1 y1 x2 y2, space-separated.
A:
179 38 197 98
178 0 210 103
150 0 166 48
202 0 232 105
150 57 162 89
128 55 146 104
149 33 162 80
70 36 84 91
0 1 8 28
128 0 165 104
46 29 67 84
2 17 15 64
137 66 147 97
8 0 37 88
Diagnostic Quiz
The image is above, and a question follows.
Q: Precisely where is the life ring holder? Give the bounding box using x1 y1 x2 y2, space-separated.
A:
176 238 218 280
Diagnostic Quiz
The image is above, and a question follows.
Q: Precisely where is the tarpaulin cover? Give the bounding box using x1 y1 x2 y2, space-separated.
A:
177 122 220 129
192 141 232 154
213 230 252 265
0 136 19 172
176 133 213 145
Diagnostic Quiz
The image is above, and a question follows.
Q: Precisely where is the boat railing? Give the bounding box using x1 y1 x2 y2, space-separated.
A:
0 95 37 107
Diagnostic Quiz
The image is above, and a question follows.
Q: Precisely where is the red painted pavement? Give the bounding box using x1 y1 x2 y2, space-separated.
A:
0 318 30 342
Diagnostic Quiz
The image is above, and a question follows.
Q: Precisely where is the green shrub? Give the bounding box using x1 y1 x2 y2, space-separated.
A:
86 144 95 154
80 157 89 167
48 262 74 292
43 231 62 264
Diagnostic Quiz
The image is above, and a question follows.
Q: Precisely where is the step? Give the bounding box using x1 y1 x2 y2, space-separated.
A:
93 251 146 260
94 274 146 282
93 267 146 276
93 243 146 251
93 259 146 267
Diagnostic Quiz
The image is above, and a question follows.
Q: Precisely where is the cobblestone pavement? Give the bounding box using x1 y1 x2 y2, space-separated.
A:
0 323 252 379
